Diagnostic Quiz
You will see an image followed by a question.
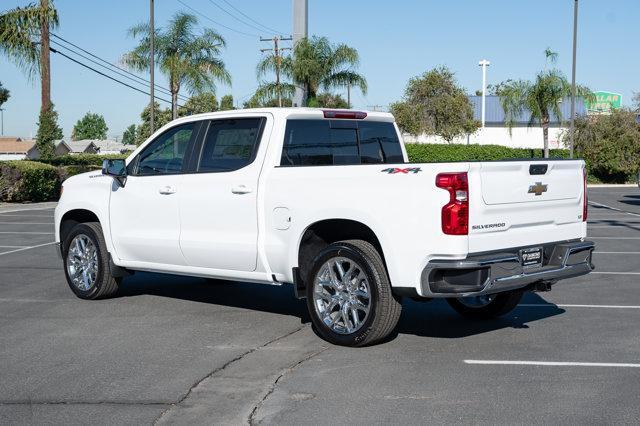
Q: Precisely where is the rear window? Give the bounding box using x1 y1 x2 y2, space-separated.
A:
281 119 404 166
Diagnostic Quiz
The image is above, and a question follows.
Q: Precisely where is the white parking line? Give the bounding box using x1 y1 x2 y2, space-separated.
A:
0 222 53 225
590 237 640 240
519 303 640 309
0 214 53 218
591 271 640 275
595 251 640 254
464 360 640 368
588 201 640 217
0 245 28 248
0 231 53 234
0 207 56 214
0 242 56 256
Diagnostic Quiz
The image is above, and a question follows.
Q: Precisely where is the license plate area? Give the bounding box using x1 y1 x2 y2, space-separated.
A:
520 247 543 268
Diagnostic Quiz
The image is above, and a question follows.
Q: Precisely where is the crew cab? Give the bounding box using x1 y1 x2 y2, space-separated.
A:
54 108 594 346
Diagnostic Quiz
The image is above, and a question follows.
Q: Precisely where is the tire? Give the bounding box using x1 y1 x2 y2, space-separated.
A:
446 290 523 319
62 222 120 300
306 240 402 347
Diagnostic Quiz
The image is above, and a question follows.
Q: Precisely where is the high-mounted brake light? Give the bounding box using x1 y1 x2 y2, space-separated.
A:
322 110 367 119
436 172 469 235
583 167 588 222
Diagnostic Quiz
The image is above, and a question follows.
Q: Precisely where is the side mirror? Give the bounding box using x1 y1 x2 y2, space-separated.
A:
102 159 127 187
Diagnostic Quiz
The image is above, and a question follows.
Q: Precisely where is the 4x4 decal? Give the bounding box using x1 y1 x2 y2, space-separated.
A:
381 167 422 174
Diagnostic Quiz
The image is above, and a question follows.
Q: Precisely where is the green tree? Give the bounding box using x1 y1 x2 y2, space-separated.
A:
255 36 367 107
135 102 171 145
71 112 108 140
122 124 136 146
0 0 58 113
390 66 479 141
566 109 640 182
0 81 9 108
179 92 218 116
35 104 62 159
123 12 231 120
495 50 594 158
309 92 349 108
219 94 234 110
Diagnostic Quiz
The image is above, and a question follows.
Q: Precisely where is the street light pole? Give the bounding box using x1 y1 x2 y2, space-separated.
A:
0 108 4 135
569 0 579 159
478 59 490 128
150 0 155 133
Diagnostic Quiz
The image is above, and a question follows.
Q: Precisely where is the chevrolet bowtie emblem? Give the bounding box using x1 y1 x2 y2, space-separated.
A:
528 182 548 196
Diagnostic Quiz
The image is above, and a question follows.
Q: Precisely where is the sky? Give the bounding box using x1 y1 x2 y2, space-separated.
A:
1 0 638 140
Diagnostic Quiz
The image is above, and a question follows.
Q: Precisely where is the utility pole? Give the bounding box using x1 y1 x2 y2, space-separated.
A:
569 0 579 159
149 0 155 133
478 59 490 128
260 36 292 107
347 84 351 108
0 108 4 135
292 0 308 107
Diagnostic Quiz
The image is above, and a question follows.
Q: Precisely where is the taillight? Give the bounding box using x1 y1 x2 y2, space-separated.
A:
436 172 469 235
583 167 588 221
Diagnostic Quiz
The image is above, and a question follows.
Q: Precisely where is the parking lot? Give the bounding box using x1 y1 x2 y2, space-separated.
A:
0 187 639 425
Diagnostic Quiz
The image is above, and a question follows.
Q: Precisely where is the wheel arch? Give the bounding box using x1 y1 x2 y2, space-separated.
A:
294 218 390 297
59 209 101 245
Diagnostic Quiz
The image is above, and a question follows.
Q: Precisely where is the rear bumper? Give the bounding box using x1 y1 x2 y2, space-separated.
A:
421 240 595 297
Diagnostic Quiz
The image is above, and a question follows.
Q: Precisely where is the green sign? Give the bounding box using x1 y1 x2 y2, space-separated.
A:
586 91 622 114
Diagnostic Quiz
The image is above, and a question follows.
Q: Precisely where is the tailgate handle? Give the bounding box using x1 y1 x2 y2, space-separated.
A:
529 164 548 175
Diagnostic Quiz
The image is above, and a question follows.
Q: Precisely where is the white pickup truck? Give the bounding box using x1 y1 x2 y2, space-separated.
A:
55 108 594 346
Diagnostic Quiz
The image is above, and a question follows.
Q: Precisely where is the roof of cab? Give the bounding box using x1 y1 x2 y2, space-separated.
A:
182 107 395 122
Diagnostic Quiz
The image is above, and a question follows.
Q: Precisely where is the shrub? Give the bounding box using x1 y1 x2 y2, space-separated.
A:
37 153 129 167
35 105 63 160
567 109 640 183
0 161 61 202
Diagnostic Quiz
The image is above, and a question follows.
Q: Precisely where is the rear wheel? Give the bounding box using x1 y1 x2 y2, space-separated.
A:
306 240 402 347
63 222 120 299
447 290 523 319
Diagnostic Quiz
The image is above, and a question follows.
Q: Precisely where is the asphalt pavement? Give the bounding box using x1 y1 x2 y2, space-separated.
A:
0 187 639 425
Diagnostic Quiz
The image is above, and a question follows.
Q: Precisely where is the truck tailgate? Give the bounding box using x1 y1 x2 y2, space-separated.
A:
468 160 587 253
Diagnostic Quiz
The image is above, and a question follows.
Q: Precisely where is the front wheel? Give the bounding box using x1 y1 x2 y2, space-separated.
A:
62 222 120 299
306 240 402 347
446 290 523 319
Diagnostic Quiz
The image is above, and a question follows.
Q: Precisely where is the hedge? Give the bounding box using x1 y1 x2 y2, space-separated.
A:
0 161 61 202
38 153 129 167
405 143 570 163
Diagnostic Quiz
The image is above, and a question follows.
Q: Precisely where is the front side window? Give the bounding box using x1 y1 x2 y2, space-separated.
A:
135 123 195 175
281 119 403 166
197 118 264 172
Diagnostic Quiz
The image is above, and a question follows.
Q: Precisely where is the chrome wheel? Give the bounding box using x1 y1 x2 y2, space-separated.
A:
456 294 496 308
66 234 99 291
313 257 371 335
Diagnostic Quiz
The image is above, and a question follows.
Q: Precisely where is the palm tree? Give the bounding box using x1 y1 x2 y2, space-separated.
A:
0 0 58 113
496 50 593 158
256 36 367 107
123 12 231 119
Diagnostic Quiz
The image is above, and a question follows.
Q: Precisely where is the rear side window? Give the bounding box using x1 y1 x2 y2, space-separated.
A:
281 119 403 166
198 118 263 172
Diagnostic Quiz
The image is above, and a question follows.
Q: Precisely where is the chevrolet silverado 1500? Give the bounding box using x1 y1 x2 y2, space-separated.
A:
55 108 594 346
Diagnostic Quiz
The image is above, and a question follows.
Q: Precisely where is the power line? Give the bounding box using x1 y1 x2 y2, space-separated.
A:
206 0 286 36
51 33 188 102
218 0 286 35
176 0 260 38
49 47 176 105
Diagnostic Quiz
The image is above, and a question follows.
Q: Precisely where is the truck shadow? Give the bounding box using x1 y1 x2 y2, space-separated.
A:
118 273 564 341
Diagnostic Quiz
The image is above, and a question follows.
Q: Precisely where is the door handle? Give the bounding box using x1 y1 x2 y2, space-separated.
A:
158 186 176 195
231 184 252 194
